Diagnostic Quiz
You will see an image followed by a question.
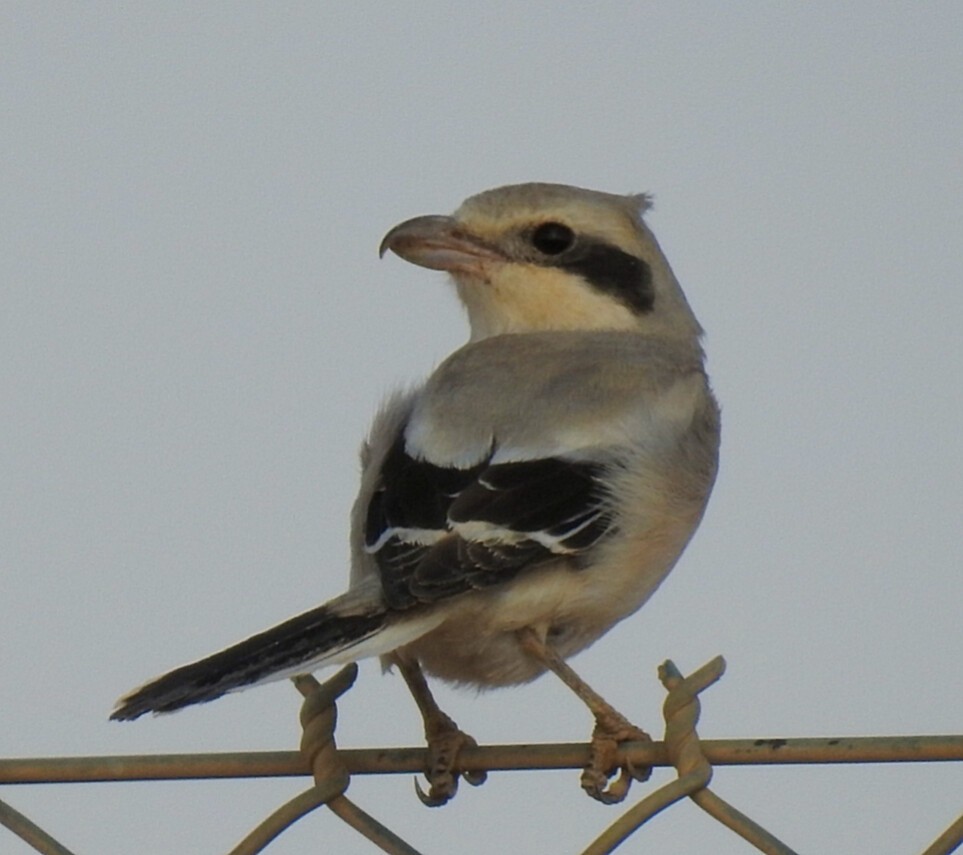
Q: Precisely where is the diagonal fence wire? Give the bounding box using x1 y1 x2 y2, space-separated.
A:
2 657 962 855
226 665 420 855
0 798 77 855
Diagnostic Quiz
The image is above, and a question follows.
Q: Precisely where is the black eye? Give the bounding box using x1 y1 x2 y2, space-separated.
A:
531 222 575 255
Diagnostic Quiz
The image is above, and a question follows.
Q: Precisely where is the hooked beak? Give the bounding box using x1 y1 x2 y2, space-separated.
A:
379 215 504 275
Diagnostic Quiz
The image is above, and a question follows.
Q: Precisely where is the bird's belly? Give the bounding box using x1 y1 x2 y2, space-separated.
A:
400 515 694 688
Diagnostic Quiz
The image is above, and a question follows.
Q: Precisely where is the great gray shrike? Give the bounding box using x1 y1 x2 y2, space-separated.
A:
113 182 720 806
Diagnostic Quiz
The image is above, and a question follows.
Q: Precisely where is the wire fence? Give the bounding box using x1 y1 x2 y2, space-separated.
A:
2 656 961 855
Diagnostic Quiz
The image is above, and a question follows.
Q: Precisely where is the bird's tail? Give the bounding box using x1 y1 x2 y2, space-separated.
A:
110 596 388 721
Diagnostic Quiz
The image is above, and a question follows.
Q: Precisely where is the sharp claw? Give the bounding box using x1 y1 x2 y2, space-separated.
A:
414 775 456 807
581 765 633 804
581 720 652 804
417 724 485 806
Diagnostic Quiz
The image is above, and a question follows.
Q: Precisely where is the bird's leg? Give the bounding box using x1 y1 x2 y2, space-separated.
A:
393 654 487 806
516 627 651 804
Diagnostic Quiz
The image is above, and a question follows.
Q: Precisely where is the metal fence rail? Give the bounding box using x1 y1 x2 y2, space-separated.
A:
2 657 962 855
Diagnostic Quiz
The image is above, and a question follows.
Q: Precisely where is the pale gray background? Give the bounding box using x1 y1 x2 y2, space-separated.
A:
2 4 961 854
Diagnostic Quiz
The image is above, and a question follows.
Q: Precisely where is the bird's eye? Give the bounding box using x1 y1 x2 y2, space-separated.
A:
531 222 575 255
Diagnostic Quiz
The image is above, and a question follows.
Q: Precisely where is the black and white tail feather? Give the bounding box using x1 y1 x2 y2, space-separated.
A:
110 594 385 720
112 412 614 720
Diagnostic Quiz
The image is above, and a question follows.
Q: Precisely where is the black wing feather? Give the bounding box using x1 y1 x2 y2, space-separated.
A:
366 426 613 609
365 434 485 546
450 458 605 532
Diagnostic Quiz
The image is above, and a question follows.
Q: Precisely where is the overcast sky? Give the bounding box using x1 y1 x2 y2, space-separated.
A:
2 4 961 854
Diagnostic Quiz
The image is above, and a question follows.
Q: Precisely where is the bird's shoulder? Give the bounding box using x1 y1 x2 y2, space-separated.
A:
407 331 709 467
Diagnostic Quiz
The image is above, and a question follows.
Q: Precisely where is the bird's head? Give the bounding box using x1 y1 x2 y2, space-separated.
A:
380 182 703 342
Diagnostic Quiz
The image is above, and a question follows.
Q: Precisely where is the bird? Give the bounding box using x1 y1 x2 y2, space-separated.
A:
111 182 720 806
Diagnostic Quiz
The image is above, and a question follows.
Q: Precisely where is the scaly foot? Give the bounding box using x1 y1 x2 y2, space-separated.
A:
581 714 652 804
415 711 487 807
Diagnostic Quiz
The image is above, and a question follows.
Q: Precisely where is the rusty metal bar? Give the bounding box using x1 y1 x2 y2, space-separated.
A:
6 656 959 855
2 735 960 785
